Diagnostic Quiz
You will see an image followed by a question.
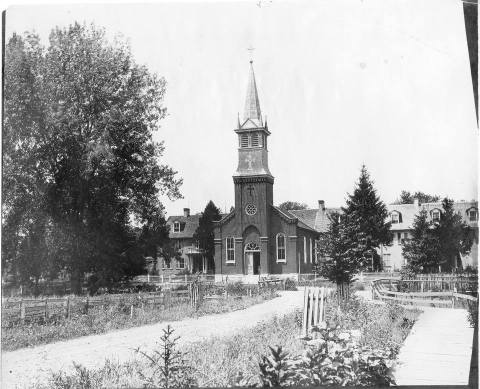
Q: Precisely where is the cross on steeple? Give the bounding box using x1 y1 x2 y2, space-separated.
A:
247 46 255 61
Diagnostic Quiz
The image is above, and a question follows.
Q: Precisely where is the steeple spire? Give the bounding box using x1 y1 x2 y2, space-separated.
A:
243 61 262 124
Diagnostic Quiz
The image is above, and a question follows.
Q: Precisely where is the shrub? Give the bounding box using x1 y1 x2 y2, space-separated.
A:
258 327 395 386
467 300 478 328
284 278 297 291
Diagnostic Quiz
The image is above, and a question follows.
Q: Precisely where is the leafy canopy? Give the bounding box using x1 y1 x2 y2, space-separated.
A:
3 24 182 292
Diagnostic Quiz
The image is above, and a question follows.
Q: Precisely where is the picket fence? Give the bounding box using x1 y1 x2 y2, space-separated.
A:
301 286 332 338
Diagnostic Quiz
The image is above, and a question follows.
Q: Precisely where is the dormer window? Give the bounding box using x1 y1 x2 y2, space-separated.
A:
431 209 441 223
391 211 402 224
173 221 180 233
468 208 478 222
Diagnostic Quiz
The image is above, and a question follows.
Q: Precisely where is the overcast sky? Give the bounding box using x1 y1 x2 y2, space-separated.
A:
5 0 478 217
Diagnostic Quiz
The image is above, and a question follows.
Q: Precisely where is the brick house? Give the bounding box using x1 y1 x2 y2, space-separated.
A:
212 61 320 283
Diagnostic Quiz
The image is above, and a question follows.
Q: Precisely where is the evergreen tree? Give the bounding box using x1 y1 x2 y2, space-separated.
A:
193 201 222 272
402 209 440 273
317 211 368 299
342 165 392 271
435 198 474 272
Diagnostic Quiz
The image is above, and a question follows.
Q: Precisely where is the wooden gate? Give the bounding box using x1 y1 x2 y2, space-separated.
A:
301 286 331 338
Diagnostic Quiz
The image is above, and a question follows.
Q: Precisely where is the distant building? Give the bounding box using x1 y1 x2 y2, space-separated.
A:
161 208 210 275
381 199 478 271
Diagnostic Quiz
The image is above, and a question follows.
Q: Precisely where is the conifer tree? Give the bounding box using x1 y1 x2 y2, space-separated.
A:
435 198 474 272
402 209 440 273
193 201 222 272
342 165 392 271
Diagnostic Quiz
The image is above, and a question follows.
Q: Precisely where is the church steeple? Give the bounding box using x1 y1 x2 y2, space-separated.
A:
244 61 262 126
234 61 272 179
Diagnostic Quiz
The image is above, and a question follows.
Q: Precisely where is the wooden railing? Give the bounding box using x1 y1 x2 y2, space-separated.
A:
371 278 478 308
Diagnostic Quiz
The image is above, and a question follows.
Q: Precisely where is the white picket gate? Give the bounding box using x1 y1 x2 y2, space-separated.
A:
301 286 331 338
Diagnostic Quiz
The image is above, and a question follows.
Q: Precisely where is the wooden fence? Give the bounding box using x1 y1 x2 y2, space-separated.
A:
372 278 478 308
1 289 191 326
301 286 332 339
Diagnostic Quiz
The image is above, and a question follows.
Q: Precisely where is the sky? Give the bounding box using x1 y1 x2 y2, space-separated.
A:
5 0 478 217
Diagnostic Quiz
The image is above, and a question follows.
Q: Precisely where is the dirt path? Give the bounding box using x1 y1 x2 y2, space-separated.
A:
1 291 304 389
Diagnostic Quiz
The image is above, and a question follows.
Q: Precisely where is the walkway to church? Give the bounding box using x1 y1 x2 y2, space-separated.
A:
394 306 474 385
2 290 305 389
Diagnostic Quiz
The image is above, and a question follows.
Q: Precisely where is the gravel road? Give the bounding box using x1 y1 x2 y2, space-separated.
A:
2 290 304 388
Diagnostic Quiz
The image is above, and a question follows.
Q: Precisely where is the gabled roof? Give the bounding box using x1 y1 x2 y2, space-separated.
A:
166 214 202 239
272 206 319 234
288 207 341 233
387 201 478 231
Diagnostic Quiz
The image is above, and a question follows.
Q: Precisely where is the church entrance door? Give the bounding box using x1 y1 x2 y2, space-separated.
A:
244 241 261 275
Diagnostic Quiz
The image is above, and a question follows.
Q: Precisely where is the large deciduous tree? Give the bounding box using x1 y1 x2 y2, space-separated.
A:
3 24 182 293
278 201 308 212
193 201 222 272
394 191 440 205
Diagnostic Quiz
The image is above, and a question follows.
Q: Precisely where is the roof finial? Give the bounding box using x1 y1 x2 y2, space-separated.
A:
247 45 255 62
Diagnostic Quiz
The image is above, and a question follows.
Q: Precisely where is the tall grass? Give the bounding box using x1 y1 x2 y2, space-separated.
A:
3 293 276 351
33 298 420 388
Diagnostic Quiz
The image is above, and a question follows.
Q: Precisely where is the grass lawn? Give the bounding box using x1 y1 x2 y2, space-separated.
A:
2 292 277 351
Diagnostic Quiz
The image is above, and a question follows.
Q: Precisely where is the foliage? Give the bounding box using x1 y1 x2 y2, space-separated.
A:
467 300 478 328
401 209 440 273
393 191 440 205
317 211 369 295
278 201 308 211
402 198 474 273
2 292 276 351
135 325 196 388
435 198 474 272
3 24 182 293
258 327 395 386
50 363 102 389
193 201 222 272
342 165 392 272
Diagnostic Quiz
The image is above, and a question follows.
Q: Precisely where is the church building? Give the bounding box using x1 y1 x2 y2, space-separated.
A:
213 62 319 282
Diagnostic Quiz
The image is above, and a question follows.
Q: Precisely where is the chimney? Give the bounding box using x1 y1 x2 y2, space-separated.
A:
318 200 325 212
183 208 190 217
413 198 419 207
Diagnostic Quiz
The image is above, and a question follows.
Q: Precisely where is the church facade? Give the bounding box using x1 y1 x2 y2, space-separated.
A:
213 62 319 282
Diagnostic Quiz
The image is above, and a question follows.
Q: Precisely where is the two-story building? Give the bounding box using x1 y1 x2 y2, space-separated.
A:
160 208 209 275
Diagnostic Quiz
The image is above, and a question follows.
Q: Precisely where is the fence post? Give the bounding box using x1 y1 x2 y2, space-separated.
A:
185 274 187 283
44 299 48 320
20 300 25 324
147 273 150 283
130 305 134 318
161 274 164 283
65 297 70 319
85 298 89 315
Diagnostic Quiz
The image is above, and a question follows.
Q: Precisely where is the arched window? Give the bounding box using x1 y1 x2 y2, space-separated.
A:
173 221 180 233
240 134 249 148
251 133 260 147
226 237 235 263
391 211 402 224
276 234 286 262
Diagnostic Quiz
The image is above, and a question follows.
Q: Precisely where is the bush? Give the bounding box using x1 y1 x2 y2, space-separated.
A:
467 300 478 328
284 278 297 291
258 327 395 386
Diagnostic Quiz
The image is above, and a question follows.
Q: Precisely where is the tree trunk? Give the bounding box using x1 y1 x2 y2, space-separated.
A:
336 282 350 301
